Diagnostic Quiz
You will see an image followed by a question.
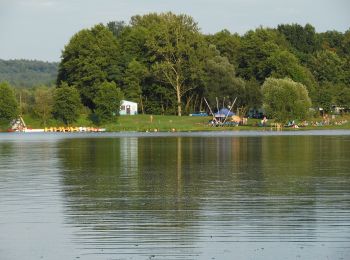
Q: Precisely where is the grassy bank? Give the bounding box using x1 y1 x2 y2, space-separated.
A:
2 114 350 132
108 114 350 132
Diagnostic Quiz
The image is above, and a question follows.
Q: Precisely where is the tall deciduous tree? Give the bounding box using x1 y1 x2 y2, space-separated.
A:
57 24 121 110
94 81 124 124
237 28 289 82
0 82 18 125
52 83 81 125
132 12 207 116
262 78 312 122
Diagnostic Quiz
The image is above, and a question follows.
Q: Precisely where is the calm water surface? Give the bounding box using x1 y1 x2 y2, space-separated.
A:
0 131 350 260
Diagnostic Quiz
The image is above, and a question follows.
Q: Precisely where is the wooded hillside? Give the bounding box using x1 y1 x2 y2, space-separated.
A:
0 59 58 87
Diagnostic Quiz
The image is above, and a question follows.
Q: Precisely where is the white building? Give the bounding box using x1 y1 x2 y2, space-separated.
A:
120 100 138 115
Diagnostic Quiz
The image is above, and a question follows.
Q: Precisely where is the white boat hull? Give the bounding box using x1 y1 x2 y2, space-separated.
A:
23 129 45 133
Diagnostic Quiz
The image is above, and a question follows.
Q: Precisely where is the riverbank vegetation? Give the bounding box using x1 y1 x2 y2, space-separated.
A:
0 12 349 130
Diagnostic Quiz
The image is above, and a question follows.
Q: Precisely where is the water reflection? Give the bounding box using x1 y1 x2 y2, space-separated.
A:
0 136 78 260
56 135 350 259
1 133 349 259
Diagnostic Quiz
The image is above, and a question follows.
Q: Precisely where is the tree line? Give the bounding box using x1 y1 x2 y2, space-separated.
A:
1 12 349 127
57 13 350 115
0 59 58 87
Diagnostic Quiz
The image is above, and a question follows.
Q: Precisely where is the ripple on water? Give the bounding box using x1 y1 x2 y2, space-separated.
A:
0 133 350 260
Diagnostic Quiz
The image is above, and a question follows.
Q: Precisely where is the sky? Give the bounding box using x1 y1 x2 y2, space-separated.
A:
0 0 349 62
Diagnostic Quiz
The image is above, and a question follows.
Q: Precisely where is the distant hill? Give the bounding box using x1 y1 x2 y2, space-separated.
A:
0 59 58 87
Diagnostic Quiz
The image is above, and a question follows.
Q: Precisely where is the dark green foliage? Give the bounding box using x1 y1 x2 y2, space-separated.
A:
142 83 176 115
277 23 320 54
107 21 127 38
94 81 124 124
123 59 148 103
262 78 312 122
309 50 345 84
52 83 81 125
55 15 350 117
0 59 58 87
57 24 122 109
134 12 208 116
319 30 344 53
236 28 289 82
241 79 262 111
262 49 317 96
205 30 241 67
204 55 243 105
342 30 350 55
336 87 350 108
314 83 334 112
0 82 18 125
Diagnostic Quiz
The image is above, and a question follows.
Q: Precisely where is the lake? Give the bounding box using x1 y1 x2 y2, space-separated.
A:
1 131 350 260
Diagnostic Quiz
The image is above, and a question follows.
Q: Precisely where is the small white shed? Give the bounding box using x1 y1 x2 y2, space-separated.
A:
120 100 138 115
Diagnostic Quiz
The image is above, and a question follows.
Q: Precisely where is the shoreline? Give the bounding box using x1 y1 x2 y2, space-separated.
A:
1 129 350 140
2 114 350 133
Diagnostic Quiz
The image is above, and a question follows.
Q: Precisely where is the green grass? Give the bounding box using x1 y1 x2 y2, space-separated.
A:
106 114 350 132
106 114 214 132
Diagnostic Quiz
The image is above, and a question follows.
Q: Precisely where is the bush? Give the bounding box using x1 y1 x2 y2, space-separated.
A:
262 77 312 123
52 82 82 125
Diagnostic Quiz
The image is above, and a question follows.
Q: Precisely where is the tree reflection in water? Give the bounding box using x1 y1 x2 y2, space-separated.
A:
57 135 350 258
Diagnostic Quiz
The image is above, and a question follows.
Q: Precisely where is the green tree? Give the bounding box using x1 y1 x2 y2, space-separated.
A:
261 49 317 96
15 88 35 115
123 59 148 103
0 82 18 125
314 83 334 112
205 29 241 67
240 79 262 114
57 24 121 109
94 81 124 124
262 78 312 122
277 23 320 55
107 21 127 38
343 57 350 85
52 83 81 125
336 87 350 108
204 55 243 106
309 50 345 84
33 86 53 126
342 29 350 55
132 12 208 116
237 28 289 82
